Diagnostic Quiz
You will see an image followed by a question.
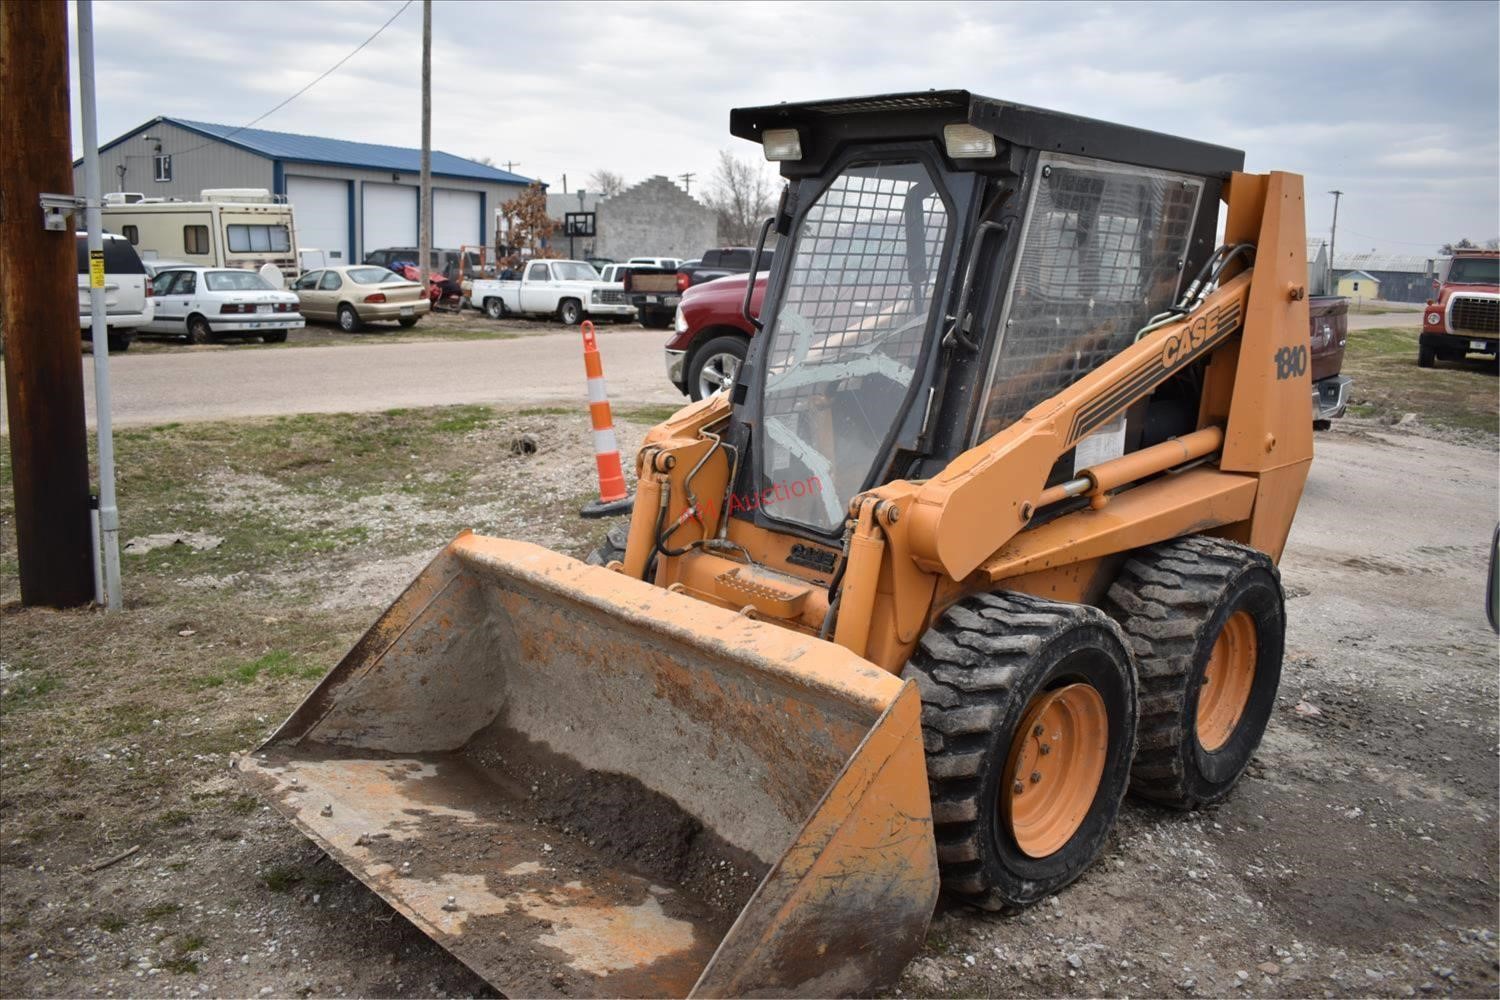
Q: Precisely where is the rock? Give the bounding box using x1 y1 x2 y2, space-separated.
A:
123 532 224 555
1235 969 1250 982
1258 961 1281 976
511 434 539 456
1396 412 1419 427
1066 953 1083 970
1294 701 1323 717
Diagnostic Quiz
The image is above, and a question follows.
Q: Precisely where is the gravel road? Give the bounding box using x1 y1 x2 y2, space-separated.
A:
0 328 683 431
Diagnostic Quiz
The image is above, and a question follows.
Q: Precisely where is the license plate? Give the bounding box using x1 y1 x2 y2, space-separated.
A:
257 304 272 313
664 295 680 307
248 322 264 329
643 295 659 304
400 306 414 317
1471 340 1489 351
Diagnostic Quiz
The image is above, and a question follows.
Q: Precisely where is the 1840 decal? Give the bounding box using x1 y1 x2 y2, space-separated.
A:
1274 344 1308 380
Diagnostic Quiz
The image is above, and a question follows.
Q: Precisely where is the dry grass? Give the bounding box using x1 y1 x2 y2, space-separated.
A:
1341 325 1498 443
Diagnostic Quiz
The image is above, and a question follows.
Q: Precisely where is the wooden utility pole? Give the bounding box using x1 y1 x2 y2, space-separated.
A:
1327 189 1344 295
0 0 96 607
417 0 432 284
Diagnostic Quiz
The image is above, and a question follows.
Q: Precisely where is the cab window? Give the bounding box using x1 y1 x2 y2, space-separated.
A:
151 271 180 296
318 271 342 291
526 262 550 282
294 270 322 290
175 272 197 295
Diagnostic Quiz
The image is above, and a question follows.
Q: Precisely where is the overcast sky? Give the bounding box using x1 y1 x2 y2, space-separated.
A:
69 0 1497 257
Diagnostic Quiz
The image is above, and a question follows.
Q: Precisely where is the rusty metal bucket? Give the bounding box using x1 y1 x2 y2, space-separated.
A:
238 531 938 997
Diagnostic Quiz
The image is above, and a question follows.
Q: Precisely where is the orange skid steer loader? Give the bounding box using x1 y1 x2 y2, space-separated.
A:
239 91 1313 997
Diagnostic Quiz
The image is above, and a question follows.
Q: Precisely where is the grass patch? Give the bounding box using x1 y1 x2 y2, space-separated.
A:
2 673 62 709
616 404 684 425
141 902 181 921
1341 326 1497 440
432 404 495 434
259 864 304 893
158 808 193 828
161 957 200 975
97 913 127 933
515 406 572 417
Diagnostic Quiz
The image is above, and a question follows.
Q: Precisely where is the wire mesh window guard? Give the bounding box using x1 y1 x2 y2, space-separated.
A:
977 155 1203 442
759 161 949 533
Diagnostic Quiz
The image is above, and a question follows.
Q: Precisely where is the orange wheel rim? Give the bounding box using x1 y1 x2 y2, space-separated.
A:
1000 683 1109 859
1196 609 1257 752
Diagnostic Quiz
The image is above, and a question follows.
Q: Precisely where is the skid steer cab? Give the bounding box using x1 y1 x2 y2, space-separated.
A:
240 90 1313 998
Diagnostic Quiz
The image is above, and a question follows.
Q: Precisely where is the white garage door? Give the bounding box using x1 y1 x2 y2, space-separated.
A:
285 176 350 264
433 188 481 248
362 182 417 257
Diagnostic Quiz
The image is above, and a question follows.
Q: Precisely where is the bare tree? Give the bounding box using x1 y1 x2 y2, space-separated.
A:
588 169 625 198
705 150 777 246
473 154 496 167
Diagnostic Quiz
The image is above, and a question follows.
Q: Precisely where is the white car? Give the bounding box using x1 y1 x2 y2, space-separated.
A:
76 232 155 352
470 259 634 324
144 266 304 344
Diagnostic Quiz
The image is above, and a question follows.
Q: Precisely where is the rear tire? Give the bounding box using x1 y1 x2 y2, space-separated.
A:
483 297 505 320
398 316 419 328
106 332 132 353
338 304 362 333
187 315 213 345
902 592 1137 910
558 299 582 326
585 524 630 567
640 309 673 330
1103 536 1285 809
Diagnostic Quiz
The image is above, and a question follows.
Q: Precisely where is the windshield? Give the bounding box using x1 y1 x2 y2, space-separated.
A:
205 270 273 291
553 261 600 281
1448 256 1499 284
756 160 950 533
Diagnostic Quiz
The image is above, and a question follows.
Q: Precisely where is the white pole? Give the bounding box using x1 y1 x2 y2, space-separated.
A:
78 0 122 611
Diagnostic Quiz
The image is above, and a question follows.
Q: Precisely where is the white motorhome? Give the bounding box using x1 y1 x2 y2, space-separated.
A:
102 189 299 278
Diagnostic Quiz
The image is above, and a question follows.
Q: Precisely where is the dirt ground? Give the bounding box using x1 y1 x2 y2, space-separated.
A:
1 389 1496 995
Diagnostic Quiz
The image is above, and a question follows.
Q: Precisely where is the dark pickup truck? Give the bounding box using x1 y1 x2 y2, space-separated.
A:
624 246 774 329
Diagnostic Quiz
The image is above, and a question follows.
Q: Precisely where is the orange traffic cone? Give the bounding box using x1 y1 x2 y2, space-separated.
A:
578 321 634 519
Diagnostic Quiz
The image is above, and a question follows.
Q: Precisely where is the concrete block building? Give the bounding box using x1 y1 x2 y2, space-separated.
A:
77 117 534 264
542 176 718 261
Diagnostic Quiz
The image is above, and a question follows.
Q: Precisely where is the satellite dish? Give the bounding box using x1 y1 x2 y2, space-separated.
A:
259 263 286 289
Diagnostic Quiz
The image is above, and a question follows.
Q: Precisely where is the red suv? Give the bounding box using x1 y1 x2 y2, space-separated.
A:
665 271 766 400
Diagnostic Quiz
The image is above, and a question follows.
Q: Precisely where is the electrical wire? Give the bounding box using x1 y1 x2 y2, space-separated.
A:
168 0 415 160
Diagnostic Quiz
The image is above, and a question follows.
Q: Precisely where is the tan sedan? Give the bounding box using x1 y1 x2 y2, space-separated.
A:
292 266 431 332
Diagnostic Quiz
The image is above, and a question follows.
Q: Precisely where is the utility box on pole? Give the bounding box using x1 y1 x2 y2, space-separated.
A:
0 0 97 607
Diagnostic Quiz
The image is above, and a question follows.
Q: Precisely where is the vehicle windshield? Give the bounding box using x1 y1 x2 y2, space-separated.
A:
1447 256 1499 284
349 267 405 284
553 261 600 281
756 160 950 533
205 270 274 291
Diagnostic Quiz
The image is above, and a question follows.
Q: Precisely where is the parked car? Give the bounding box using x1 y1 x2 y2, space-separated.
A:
665 270 765 400
76 232 155 353
625 247 773 330
364 247 482 282
144 266 302 344
1309 295 1352 429
1419 249 1498 368
292 266 430 332
470 259 634 324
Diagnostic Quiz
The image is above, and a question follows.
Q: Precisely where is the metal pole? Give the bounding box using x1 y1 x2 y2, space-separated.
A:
1327 189 1343 297
1 0 95 607
79 0 122 610
417 0 431 286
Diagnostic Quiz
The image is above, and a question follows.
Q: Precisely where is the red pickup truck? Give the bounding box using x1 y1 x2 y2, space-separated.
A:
666 273 1352 427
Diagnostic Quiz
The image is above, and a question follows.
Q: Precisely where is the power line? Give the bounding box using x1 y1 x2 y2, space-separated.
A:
1338 228 1485 250
171 0 414 158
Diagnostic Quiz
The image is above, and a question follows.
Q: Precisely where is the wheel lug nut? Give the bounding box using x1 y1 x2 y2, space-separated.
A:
1030 771 1041 784
1039 744 1051 756
1012 781 1024 794
1033 724 1044 737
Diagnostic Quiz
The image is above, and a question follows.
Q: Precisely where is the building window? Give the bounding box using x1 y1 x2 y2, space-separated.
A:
153 154 172 182
122 225 139 245
183 225 209 255
1352 281 1360 291
226 224 291 253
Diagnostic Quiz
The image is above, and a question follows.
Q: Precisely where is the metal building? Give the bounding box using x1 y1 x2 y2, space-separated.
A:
75 117 534 264
1330 251 1439 303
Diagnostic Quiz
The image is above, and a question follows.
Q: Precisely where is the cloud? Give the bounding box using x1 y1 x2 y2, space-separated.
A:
67 0 1498 254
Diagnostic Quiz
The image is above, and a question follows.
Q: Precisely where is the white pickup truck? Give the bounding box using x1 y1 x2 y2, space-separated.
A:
471 259 635 325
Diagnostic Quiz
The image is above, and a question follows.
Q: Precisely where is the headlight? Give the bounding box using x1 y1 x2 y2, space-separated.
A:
674 305 688 334
944 123 997 159
590 289 601 303
761 128 802 162
1426 311 1441 325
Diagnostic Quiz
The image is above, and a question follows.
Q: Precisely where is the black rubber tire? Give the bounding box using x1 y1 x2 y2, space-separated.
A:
338 304 362 333
902 592 1137 910
187 315 213 345
1312 418 1332 431
558 299 582 326
585 524 630 567
640 310 673 330
1103 535 1285 810
262 330 288 344
1417 343 1436 368
397 316 419 329
687 335 749 402
483 297 505 320
106 332 133 353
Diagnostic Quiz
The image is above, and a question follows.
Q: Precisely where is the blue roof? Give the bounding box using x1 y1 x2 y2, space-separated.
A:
105 117 536 185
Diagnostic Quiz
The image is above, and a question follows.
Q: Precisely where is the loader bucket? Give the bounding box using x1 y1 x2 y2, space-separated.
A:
237 531 938 998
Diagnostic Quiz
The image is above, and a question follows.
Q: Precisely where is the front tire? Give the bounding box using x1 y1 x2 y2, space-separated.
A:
903 592 1137 910
558 299 582 326
1103 536 1285 809
1417 342 1436 368
687 335 748 401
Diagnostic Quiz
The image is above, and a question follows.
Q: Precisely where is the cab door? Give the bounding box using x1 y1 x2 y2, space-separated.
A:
521 261 552 313
293 269 327 320
152 270 195 333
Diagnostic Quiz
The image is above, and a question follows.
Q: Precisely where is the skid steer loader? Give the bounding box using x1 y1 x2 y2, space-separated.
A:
239 90 1313 997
